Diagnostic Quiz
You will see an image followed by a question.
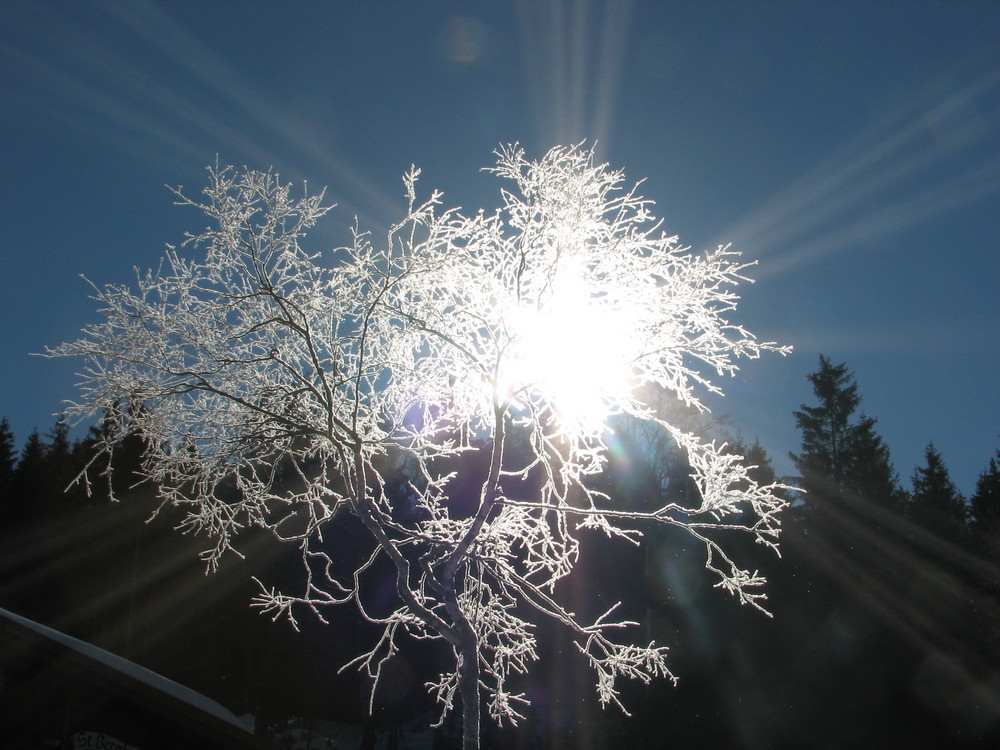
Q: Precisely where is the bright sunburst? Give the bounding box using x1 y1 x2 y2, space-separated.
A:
504 269 636 432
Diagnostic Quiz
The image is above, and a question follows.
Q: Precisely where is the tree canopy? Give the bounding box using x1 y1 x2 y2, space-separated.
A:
47 144 793 749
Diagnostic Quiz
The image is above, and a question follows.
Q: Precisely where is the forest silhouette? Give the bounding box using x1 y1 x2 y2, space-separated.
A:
2 355 999 748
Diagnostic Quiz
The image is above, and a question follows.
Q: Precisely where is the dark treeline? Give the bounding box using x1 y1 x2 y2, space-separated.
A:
0 415 388 742
1 355 999 748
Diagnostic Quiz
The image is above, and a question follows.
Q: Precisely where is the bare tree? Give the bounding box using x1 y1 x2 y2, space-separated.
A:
50 144 791 750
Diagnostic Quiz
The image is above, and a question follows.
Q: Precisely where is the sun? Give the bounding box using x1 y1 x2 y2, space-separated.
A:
503 271 637 432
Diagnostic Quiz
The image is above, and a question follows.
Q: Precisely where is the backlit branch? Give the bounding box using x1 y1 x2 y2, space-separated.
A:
49 144 791 750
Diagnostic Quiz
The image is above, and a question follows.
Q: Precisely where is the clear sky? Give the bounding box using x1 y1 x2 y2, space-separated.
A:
1 0 998 495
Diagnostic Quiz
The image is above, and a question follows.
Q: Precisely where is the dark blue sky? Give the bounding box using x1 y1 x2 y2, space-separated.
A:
2 0 998 494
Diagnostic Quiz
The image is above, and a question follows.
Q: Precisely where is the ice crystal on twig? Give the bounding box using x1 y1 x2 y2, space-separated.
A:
50 143 791 750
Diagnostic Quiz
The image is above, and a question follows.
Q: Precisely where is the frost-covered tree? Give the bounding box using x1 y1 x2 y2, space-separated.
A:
50 144 790 750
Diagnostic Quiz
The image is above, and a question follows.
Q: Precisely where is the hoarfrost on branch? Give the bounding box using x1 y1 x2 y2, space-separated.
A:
51 143 791 749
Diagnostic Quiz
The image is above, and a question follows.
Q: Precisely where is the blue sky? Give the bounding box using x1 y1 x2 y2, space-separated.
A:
1 0 998 495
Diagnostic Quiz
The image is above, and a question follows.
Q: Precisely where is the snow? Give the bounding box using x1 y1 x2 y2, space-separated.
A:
0 606 249 731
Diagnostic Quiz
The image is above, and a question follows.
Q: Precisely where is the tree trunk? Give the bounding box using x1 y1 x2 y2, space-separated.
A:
444 406 505 750
458 631 481 750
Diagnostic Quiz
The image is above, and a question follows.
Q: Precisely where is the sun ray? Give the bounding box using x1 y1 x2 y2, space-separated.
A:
6 0 403 229
517 0 632 154
721 64 1000 280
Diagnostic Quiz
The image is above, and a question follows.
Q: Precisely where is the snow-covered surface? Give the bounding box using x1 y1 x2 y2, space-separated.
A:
1 606 247 730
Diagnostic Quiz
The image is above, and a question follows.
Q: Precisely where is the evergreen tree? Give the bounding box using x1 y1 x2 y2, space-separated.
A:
4 428 49 618
970 449 1000 558
6 417 83 527
11 428 46 517
791 356 905 512
723 435 788 510
791 357 859 501
0 417 16 517
43 415 77 506
843 412 908 510
737 438 779 490
721 436 787 577
909 443 967 541
46 415 71 456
